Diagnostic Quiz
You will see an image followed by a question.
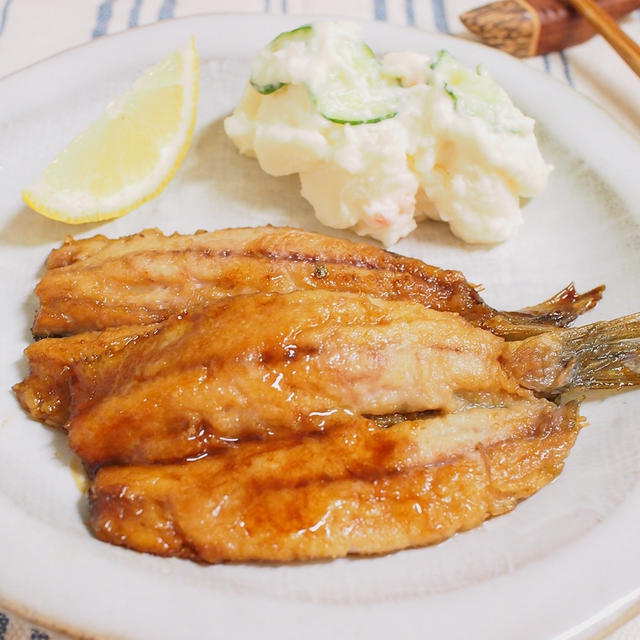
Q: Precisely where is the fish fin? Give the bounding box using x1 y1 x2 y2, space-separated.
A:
486 283 605 340
515 283 605 325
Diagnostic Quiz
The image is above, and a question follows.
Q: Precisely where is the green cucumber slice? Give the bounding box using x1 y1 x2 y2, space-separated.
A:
250 24 399 125
312 39 399 125
429 50 524 133
250 25 312 95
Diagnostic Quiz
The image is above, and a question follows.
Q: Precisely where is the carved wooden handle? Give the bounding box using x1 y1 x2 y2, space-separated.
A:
460 0 640 57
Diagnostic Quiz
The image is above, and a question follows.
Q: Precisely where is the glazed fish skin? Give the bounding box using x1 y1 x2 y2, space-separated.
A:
89 401 581 563
67 291 525 466
32 226 602 338
13 324 158 429
21 298 640 465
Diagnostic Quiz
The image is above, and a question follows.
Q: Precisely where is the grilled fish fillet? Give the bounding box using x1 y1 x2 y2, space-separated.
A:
90 402 582 562
16 292 640 465
13 227 640 564
64 291 529 465
32 226 603 339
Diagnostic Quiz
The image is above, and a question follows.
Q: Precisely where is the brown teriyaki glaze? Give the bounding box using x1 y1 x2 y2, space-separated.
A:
32 226 602 339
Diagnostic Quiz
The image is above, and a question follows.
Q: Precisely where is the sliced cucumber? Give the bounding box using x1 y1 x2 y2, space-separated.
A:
429 50 524 133
250 24 399 125
250 25 313 95
312 38 399 125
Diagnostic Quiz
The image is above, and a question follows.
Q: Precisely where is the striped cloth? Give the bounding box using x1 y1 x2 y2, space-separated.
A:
0 0 638 134
0 1 638 639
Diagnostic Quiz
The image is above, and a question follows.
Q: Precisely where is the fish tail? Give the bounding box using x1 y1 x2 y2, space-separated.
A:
485 283 605 341
506 312 640 394
562 313 640 390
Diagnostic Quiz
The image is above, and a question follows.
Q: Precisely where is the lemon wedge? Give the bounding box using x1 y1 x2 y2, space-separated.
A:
23 39 199 224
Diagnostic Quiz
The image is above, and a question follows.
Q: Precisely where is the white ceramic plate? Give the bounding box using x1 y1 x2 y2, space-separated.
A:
1 14 639 640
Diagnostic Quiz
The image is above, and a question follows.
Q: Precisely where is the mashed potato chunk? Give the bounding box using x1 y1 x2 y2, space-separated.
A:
224 22 551 246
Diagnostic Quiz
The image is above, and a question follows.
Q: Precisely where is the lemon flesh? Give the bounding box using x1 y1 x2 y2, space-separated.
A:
23 39 198 224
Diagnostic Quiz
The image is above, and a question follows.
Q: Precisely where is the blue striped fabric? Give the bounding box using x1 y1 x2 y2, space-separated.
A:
0 0 12 36
0 0 637 100
431 0 449 32
158 0 175 20
91 0 114 38
559 51 574 85
405 0 415 26
81 0 577 84
374 0 387 21
64 0 636 88
128 0 143 27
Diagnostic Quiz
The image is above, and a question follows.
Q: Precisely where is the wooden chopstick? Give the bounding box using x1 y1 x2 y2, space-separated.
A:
564 0 640 76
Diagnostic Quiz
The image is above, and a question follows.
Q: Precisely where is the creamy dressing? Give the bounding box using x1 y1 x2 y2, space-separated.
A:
224 22 551 246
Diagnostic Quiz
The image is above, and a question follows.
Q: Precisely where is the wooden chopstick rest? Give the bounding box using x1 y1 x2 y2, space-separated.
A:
460 0 640 56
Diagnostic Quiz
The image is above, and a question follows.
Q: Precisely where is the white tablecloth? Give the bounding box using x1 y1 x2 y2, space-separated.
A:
1 1 639 638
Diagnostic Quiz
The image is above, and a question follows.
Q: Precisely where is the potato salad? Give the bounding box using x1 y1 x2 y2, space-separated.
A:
224 22 551 246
